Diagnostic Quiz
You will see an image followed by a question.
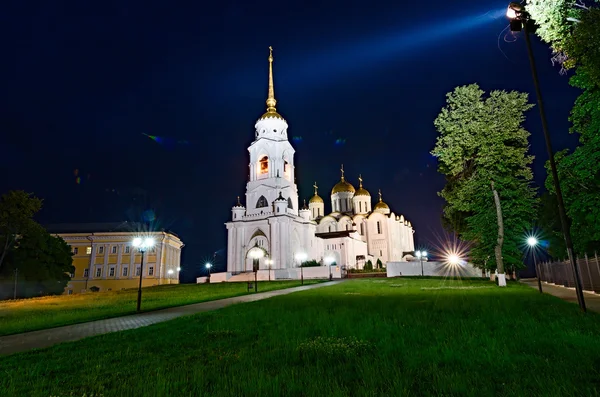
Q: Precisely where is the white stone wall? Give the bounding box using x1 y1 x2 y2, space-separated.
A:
386 261 482 277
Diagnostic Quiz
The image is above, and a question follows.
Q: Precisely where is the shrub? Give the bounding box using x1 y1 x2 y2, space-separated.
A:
376 259 383 269
301 260 321 268
89 286 100 292
364 260 373 271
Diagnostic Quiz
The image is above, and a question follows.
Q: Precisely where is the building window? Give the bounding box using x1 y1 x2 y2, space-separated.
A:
380 250 383 256
259 156 269 174
346 224 349 231
73 247 79 255
84 269 89 278
256 195 268 208
359 202 362 213
136 266 141 276
360 223 364 235
98 246 104 254
287 197 293 209
125 246 130 254
111 246 117 254
377 221 382 234
109 267 115 277
123 267 128 277
96 268 102 278
86 247 92 255
148 266 154 276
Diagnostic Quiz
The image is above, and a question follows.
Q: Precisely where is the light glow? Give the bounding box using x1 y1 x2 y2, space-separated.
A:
205 263 212 269
132 237 155 250
448 254 461 265
249 248 264 259
295 252 308 262
527 236 538 247
168 269 174 275
324 256 335 265
506 6 517 19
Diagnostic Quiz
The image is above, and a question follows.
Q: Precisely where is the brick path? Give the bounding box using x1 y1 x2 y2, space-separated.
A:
0 281 342 356
520 278 600 313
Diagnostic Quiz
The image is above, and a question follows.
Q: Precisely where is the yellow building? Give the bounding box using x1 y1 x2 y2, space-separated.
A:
47 222 185 294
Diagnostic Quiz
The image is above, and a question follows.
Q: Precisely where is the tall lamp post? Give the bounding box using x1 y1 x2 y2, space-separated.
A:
249 247 264 292
167 269 174 284
507 2 586 312
295 252 307 285
527 236 543 294
133 237 155 312
205 262 212 282
325 256 334 281
265 258 273 281
416 250 428 277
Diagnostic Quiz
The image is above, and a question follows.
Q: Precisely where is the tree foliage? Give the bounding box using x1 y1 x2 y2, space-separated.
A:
0 191 74 299
432 84 537 273
0 191 43 271
528 2 600 254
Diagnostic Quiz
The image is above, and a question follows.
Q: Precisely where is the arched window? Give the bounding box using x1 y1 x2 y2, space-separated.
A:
256 195 268 208
287 197 293 209
259 156 269 174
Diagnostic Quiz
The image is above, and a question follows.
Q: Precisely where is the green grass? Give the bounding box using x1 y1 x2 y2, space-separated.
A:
0 280 321 336
2 278 600 396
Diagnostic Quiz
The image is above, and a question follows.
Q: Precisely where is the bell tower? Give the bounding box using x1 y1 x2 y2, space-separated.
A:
246 47 299 217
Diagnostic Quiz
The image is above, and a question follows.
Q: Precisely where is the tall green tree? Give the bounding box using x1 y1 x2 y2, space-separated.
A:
432 84 537 286
527 1 600 254
0 224 74 299
0 191 42 271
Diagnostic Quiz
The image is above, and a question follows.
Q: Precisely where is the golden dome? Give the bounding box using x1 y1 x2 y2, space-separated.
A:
309 194 324 204
354 174 370 197
331 165 355 194
374 189 389 211
259 110 284 120
374 201 389 210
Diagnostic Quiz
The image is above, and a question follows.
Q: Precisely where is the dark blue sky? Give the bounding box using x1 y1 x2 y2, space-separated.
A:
0 1 580 281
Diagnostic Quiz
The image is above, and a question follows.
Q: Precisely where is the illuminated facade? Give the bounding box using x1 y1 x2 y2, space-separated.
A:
48 223 184 294
224 48 414 276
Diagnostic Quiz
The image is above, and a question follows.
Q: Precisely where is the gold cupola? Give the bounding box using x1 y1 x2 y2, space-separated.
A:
331 165 355 195
259 46 284 120
354 174 370 197
309 181 324 204
374 189 390 211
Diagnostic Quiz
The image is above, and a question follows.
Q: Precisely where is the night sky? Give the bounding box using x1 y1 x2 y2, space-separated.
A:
0 1 580 282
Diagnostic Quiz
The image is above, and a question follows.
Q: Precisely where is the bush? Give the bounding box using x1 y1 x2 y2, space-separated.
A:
364 260 373 271
89 286 100 292
376 259 383 269
301 260 321 268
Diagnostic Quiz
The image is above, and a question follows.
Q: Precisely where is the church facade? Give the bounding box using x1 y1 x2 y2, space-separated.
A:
225 48 414 274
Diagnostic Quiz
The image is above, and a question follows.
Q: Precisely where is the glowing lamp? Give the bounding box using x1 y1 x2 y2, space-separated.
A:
132 237 155 251
415 251 422 258
295 252 307 262
177 267 181 271
506 2 523 19
448 254 460 265
527 237 538 247
168 269 174 275
422 251 428 258
205 263 212 269
324 256 334 265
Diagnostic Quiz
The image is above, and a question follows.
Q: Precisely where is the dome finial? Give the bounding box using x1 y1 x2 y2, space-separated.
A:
266 46 277 113
378 189 382 202
340 164 345 181
313 181 318 195
237 196 241 206
358 174 363 188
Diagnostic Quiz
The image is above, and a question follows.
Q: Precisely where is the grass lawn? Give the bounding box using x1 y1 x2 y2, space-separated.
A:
0 280 321 337
2 278 600 396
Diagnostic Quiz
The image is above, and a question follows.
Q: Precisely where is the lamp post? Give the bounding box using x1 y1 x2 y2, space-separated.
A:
416 250 428 276
527 236 543 293
295 252 307 285
167 269 174 284
205 262 212 282
249 247 264 292
265 259 273 281
13 268 18 300
133 237 155 312
507 2 586 312
325 256 334 281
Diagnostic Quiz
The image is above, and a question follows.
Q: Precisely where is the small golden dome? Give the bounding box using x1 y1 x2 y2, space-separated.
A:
374 201 389 210
309 194 323 204
259 110 284 120
354 174 370 197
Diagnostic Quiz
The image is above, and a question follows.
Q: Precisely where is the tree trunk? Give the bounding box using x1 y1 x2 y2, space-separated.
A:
491 181 506 287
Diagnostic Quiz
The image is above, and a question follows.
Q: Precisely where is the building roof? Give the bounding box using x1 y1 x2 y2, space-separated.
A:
45 221 179 237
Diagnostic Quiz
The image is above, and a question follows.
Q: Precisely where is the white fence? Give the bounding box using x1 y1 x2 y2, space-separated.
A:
386 261 481 278
198 266 342 284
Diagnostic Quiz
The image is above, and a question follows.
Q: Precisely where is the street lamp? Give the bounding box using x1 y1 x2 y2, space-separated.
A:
132 237 155 312
527 236 543 294
167 269 174 284
507 2 586 312
415 250 428 276
295 252 307 285
448 254 460 266
265 258 273 281
249 247 264 292
325 256 334 281
205 262 212 281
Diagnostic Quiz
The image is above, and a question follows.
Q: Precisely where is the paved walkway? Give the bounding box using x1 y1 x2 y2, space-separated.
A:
0 281 342 356
520 278 600 313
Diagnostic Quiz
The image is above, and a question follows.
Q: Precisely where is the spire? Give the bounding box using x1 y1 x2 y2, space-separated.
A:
313 181 319 196
237 196 241 206
340 164 345 181
266 46 277 113
358 174 363 188
378 189 382 202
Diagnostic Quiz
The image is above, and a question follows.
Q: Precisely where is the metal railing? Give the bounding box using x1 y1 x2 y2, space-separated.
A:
538 253 600 293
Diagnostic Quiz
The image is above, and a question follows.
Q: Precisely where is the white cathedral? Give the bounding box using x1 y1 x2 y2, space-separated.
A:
224 48 415 275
